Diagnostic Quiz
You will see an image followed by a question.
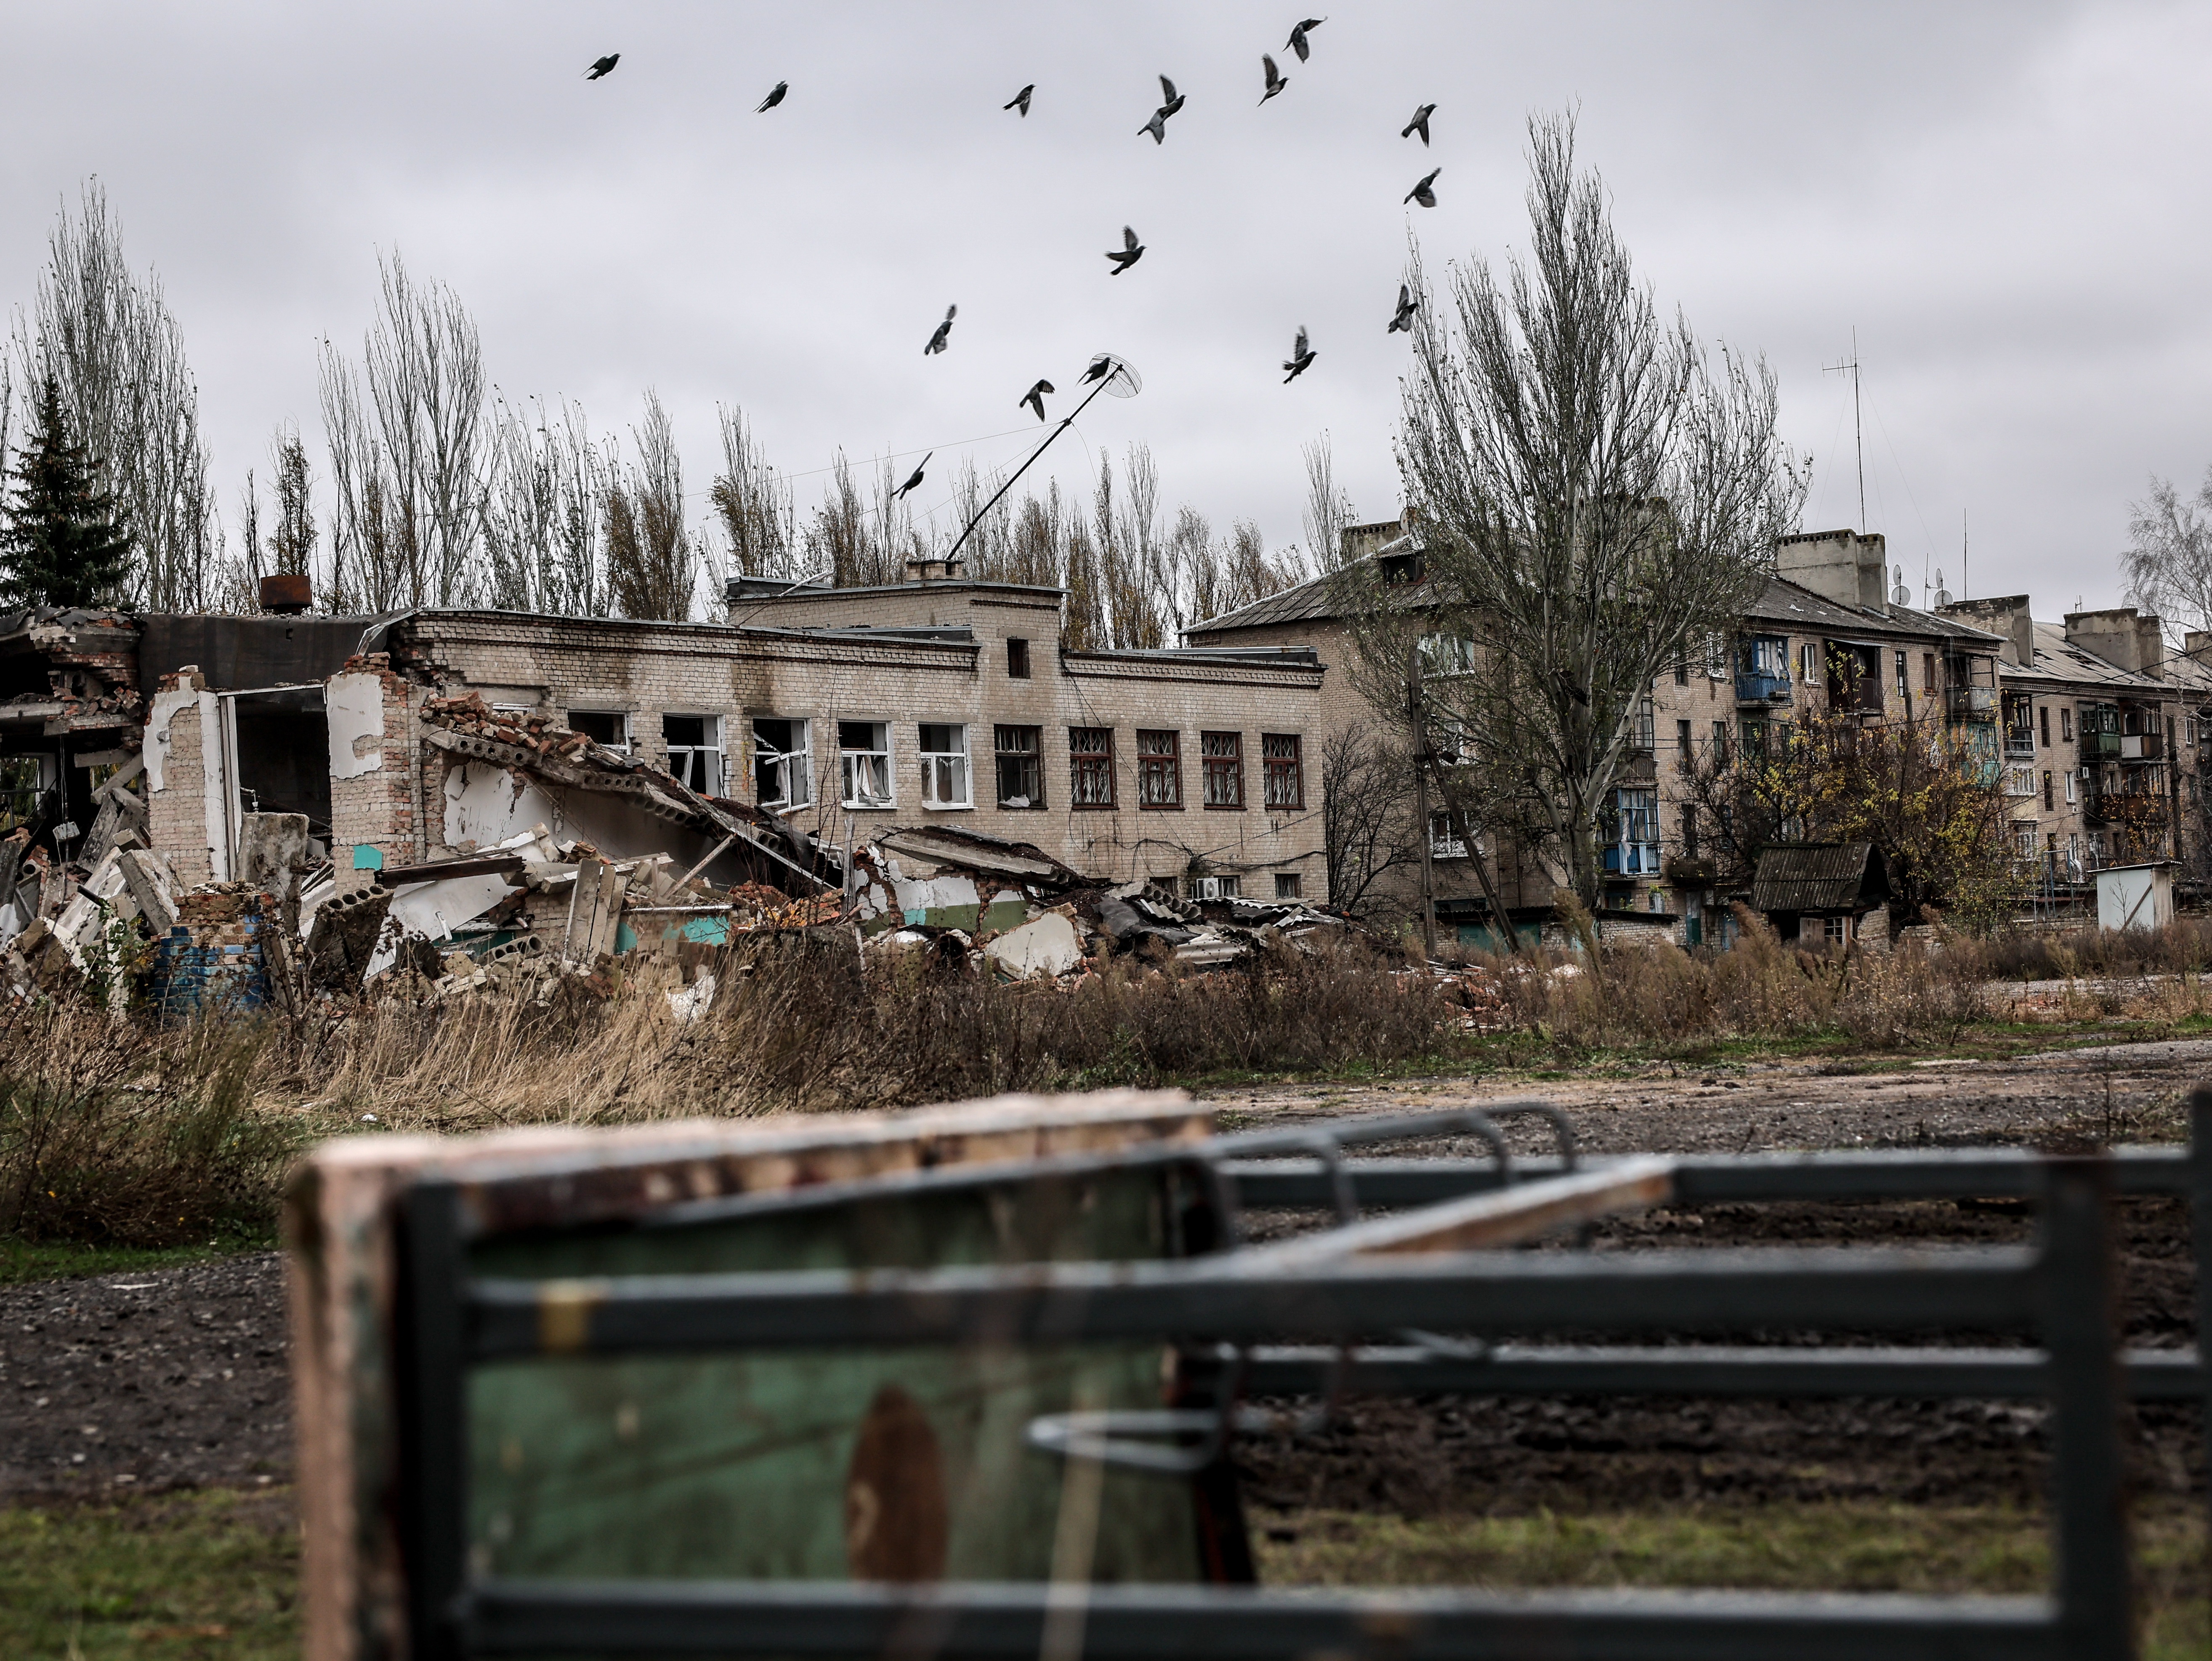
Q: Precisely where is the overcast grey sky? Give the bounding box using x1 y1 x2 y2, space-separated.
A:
3 1 2207 614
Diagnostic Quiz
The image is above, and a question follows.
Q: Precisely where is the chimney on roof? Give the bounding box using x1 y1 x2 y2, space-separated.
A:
2186 630 2212 669
1935 594 2033 667
905 553 965 584
2064 606 2166 679
259 573 311 615
1776 529 1889 616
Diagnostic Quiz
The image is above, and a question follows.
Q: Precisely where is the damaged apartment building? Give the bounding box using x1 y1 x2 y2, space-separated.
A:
0 562 1328 970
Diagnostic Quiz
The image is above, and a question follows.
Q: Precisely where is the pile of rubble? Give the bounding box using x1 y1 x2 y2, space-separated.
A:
0 703 1363 1018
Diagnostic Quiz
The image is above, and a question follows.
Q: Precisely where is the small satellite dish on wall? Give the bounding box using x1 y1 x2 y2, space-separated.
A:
1933 567 1953 607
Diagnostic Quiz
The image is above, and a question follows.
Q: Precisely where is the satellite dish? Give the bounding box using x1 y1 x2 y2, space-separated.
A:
1892 582 1912 607
1088 353 1142 397
1933 567 1952 607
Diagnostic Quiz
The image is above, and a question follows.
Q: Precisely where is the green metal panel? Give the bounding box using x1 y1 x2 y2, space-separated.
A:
463 1161 1220 1587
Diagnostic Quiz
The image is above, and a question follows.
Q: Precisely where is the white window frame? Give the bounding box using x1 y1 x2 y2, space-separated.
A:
918 723 972 809
1416 633 1476 679
752 716 813 810
1798 642 1818 683
663 713 725 796
2064 770 2077 805
567 709 632 752
839 720 895 809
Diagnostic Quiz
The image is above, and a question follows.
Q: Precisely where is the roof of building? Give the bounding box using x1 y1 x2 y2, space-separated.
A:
1185 558 1386 635
1998 620 2212 700
1749 841 1890 915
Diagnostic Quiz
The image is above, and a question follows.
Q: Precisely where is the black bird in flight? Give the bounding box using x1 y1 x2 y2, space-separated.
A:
1020 378 1055 421
923 305 956 356
1081 354 1115 384
1282 325 1316 383
1402 102 1435 145
893 453 932 500
584 54 620 80
1388 284 1418 333
1287 18 1325 61
1259 54 1288 105
1157 74 1185 118
757 80 788 112
1405 167 1440 208
1005 84 1034 117
1106 226 1145 274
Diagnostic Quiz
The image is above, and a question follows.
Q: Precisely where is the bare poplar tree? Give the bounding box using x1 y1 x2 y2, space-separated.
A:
604 390 695 621
1321 727 1421 918
269 425 316 580
16 181 216 609
2123 464 2212 640
484 395 608 615
318 251 489 610
1351 112 1802 906
1301 432 1356 568
707 404 795 583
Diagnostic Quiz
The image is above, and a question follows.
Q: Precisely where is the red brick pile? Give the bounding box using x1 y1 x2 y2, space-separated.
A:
421 693 598 761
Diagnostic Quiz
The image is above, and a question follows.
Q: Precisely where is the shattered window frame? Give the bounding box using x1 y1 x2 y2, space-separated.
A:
1261 733 1303 809
839 720 895 810
1069 727 1114 809
1135 729 1182 810
1200 731 1244 809
662 713 725 796
1273 871 1303 900
918 723 972 810
566 709 631 752
752 716 813 810
993 725 1043 809
1006 637 1032 679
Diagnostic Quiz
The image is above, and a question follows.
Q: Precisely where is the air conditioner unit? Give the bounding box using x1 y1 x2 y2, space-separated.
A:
1189 877 1224 901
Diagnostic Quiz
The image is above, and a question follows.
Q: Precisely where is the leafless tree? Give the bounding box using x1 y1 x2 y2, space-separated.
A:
268 425 316 581
318 251 489 609
2123 464 2212 642
1353 111 1803 906
484 395 608 615
1321 726 1421 918
1302 431 1356 568
707 403 795 586
14 181 217 609
604 390 696 621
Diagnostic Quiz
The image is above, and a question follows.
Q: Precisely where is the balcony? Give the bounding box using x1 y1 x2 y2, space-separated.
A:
1604 841 1662 876
1734 670 1792 705
2120 734 2158 761
1947 686 1997 720
2002 735 2036 761
2081 730 2121 761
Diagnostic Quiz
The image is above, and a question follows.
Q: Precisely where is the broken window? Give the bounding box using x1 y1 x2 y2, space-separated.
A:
1415 634 1475 678
0 756 47 832
1261 733 1303 809
663 714 724 795
919 724 971 808
1273 872 1303 900
1135 729 1181 808
568 710 630 751
1200 731 1243 808
752 717 812 809
1429 811 1468 860
839 721 893 809
994 725 1042 808
1006 638 1031 679
1069 727 1114 807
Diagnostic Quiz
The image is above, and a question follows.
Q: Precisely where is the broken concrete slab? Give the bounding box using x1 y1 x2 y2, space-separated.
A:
983 911 1085 980
239 812 312 891
872 825 1082 886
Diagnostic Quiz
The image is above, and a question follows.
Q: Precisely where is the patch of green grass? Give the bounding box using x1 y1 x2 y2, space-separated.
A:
1254 1500 2208 1661
0 1487 299 1660
0 1238 246 1286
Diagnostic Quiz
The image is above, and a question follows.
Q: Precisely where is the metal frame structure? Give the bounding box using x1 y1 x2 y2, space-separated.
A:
392 1092 2212 1661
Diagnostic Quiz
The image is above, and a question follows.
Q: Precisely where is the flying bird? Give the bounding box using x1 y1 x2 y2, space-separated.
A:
1020 378 1055 421
1139 108 1167 145
1105 225 1145 274
1401 102 1435 145
756 80 788 112
1259 54 1287 104
1005 84 1034 116
584 54 620 80
923 305 957 356
1404 167 1440 208
1286 18 1326 61
1081 354 1115 384
1388 284 1418 333
1282 325 1316 383
893 453 932 500
1157 74 1185 118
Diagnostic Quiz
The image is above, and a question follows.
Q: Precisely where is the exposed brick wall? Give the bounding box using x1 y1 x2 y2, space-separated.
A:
148 695 213 889
327 658 420 881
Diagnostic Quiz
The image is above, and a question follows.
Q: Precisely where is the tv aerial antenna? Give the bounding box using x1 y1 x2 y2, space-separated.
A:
1822 329 1866 534
943 354 1139 563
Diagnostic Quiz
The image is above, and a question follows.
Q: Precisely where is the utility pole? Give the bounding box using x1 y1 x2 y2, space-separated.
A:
1822 330 1866 534
1408 647 1438 962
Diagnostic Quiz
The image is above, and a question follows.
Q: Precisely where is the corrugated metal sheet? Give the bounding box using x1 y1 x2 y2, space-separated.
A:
1749 842 1887 914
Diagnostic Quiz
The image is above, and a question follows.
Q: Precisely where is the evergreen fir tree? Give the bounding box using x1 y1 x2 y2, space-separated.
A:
0 375 133 609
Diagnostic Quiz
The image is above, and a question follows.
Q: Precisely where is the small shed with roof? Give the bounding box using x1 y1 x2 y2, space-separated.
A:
1749 841 1892 949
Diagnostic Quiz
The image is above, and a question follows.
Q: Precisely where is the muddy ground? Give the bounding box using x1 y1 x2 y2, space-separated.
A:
0 1034 2203 1513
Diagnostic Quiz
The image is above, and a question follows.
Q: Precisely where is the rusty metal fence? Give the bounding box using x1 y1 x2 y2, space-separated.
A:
389 1092 2212 1661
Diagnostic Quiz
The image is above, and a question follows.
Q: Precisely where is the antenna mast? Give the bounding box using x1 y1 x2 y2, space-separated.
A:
1822 329 1866 533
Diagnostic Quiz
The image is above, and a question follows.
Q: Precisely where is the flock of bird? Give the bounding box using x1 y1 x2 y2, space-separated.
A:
582 23 1440 491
